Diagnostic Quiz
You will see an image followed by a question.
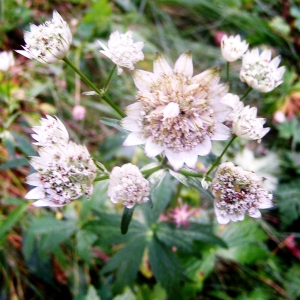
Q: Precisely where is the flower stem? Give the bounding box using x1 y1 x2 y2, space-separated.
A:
141 165 162 176
206 135 237 176
94 175 109 182
63 57 125 118
240 87 252 101
226 62 230 82
104 65 116 92
177 169 206 179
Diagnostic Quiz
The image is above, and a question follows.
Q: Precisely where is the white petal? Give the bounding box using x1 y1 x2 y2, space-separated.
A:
133 70 155 91
194 136 212 156
123 132 146 146
249 209 261 218
180 151 198 169
211 123 231 140
120 118 141 132
215 207 230 225
32 200 65 207
174 52 193 78
165 149 184 170
145 138 164 157
25 187 44 200
26 172 42 187
153 53 173 76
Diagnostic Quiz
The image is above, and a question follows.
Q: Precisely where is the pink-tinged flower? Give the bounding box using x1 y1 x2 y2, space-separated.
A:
31 115 69 148
25 142 97 207
232 105 270 142
72 105 86 121
121 52 232 170
98 30 144 75
16 11 72 64
240 48 285 93
0 51 15 71
221 34 248 62
108 163 150 209
211 162 273 225
220 93 244 122
168 199 199 228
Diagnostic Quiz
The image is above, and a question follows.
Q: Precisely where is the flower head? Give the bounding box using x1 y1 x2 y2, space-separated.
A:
31 115 69 147
98 30 144 75
0 51 15 71
221 34 248 62
211 162 273 225
72 105 86 121
25 142 97 207
108 163 150 208
240 48 285 93
121 52 232 170
232 105 270 142
168 199 199 228
16 11 72 64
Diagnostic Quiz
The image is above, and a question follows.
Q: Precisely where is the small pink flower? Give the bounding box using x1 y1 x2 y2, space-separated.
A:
72 105 86 121
168 199 199 228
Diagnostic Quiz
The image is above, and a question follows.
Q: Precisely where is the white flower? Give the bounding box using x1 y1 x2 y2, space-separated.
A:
232 105 270 142
98 30 144 75
221 34 249 62
31 115 69 147
121 52 232 170
25 142 97 207
220 93 244 122
240 48 285 93
108 163 150 209
0 51 15 71
16 11 72 64
211 162 273 225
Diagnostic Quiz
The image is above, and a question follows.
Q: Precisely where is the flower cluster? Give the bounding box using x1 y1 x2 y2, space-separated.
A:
99 30 144 75
108 163 150 209
121 52 232 170
16 11 72 64
221 34 248 62
25 115 97 207
240 48 285 93
211 162 273 225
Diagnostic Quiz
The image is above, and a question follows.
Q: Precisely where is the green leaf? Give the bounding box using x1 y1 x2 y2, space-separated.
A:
12 131 37 156
169 170 213 200
0 202 29 244
284 264 300 299
141 173 177 225
155 222 227 253
99 117 126 132
102 233 147 293
121 207 135 235
148 237 187 299
76 230 98 263
0 157 29 170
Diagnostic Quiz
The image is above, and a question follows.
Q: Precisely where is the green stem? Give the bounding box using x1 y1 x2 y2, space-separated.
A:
178 169 206 179
104 65 116 92
63 57 125 118
240 87 252 101
226 61 230 82
94 175 109 182
141 165 162 176
206 135 237 176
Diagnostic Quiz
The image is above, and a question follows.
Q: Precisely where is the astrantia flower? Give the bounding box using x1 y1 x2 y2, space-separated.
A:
98 30 144 75
31 115 69 147
25 142 97 207
221 34 248 62
232 105 270 142
16 11 72 64
240 48 285 93
211 162 273 225
220 93 244 122
108 163 150 208
0 51 15 71
121 52 232 170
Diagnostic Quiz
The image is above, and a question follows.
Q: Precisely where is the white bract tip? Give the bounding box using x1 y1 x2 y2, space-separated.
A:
221 34 249 62
0 51 15 71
